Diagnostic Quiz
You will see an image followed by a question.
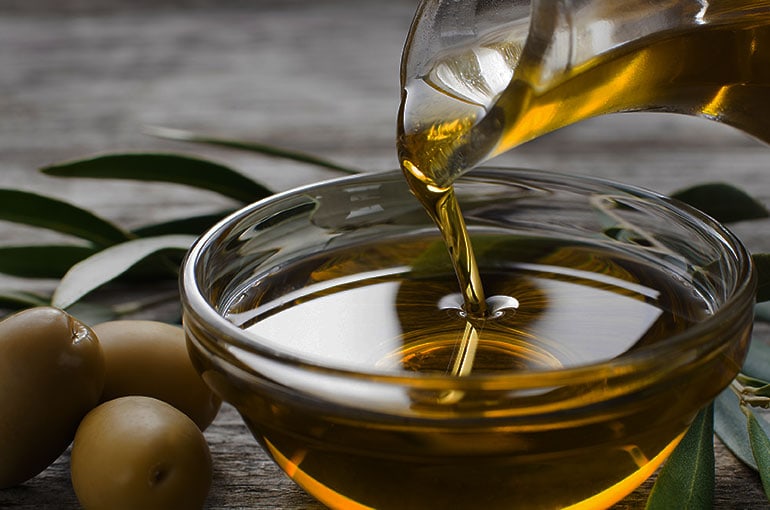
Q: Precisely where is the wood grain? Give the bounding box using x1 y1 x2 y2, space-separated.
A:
1 1 769 508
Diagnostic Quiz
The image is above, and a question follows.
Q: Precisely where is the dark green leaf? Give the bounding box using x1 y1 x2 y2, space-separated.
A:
132 210 233 237
756 302 770 322
145 126 362 175
66 302 119 325
717 388 763 471
645 404 714 510
0 245 98 278
715 386 770 471
0 244 181 282
743 334 770 382
748 408 770 500
52 234 197 309
41 153 273 203
0 290 50 311
671 183 769 223
754 254 770 303
0 189 130 247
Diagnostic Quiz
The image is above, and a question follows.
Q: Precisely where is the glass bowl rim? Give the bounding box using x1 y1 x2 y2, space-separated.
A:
180 167 757 388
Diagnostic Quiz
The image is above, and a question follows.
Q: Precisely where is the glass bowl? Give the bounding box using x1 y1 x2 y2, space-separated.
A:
180 168 755 509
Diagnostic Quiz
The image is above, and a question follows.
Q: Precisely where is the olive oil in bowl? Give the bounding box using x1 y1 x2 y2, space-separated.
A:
182 169 755 509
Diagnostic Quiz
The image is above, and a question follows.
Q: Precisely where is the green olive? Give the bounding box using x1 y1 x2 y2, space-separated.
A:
92 320 221 430
0 306 104 489
71 396 212 510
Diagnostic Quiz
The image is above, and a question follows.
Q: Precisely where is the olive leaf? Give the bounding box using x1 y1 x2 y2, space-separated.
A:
52 234 197 309
743 334 770 382
716 387 760 470
132 210 234 237
145 125 362 175
671 183 769 223
754 254 770 303
747 408 770 499
65 301 119 325
715 373 770 475
645 404 714 510
41 153 273 204
0 189 131 247
0 245 98 279
756 302 770 322
0 290 50 310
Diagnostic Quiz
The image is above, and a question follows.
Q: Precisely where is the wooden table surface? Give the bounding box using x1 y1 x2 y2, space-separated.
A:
2 1 770 508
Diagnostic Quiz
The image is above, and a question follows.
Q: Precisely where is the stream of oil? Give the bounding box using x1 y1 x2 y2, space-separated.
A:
397 8 770 376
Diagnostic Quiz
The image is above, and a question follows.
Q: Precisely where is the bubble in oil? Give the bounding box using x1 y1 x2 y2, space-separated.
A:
437 293 520 320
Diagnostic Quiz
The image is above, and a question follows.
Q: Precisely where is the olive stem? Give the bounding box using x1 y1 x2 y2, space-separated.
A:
731 375 770 409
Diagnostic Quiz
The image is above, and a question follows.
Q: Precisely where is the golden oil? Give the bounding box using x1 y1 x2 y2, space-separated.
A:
198 232 738 509
399 11 770 188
